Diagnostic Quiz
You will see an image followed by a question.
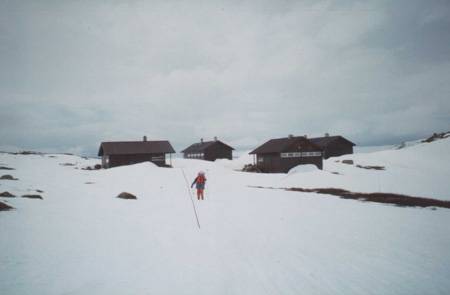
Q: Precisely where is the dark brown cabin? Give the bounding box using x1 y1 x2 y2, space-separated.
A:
309 134 356 159
98 137 176 169
181 137 234 161
250 135 323 173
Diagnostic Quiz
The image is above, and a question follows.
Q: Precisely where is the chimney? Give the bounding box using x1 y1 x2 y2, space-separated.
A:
143 136 147 142
324 133 329 137
288 134 293 139
201 138 204 144
214 136 217 142
304 135 307 139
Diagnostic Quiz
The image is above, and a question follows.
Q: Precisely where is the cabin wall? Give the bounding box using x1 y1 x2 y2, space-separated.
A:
205 143 233 161
279 156 323 171
108 153 166 168
256 153 281 173
324 140 353 158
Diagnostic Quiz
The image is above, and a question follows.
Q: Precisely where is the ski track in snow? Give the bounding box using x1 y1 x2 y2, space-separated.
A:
1 138 450 294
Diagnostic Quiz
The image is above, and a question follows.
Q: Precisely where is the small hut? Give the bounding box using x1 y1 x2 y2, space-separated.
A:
98 136 176 169
309 134 356 159
250 135 323 173
181 137 234 161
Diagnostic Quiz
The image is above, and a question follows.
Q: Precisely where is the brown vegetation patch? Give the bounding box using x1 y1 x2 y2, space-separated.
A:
117 192 137 200
0 202 14 211
22 194 43 200
0 191 16 198
249 186 450 210
60 163 76 166
422 131 450 143
0 175 18 180
342 160 354 165
356 165 385 170
0 166 15 170
287 187 450 209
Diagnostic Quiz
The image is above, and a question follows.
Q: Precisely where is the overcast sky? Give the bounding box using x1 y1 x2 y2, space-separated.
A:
1 0 449 156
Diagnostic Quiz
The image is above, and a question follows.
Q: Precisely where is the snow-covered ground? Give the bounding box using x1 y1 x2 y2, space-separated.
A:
1 137 450 294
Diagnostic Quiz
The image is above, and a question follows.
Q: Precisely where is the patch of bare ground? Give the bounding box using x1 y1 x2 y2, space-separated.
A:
0 166 15 170
0 175 18 180
249 186 450 210
288 187 450 210
0 202 14 211
421 131 450 143
0 191 16 198
7 151 43 155
60 163 76 166
117 192 137 200
82 164 101 170
356 165 385 170
22 194 43 200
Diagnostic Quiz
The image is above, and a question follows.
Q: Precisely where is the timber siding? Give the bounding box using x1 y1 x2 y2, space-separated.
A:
250 136 323 173
98 139 175 169
181 138 234 161
309 135 355 159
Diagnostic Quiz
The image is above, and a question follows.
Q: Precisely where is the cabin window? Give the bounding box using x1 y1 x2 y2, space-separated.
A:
301 152 322 157
281 152 301 158
258 155 264 162
187 152 204 159
151 156 165 161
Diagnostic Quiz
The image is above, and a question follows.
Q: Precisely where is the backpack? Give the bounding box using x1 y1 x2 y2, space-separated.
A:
197 175 204 185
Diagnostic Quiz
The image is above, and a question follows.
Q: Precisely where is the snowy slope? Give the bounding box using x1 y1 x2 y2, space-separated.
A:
1 138 450 295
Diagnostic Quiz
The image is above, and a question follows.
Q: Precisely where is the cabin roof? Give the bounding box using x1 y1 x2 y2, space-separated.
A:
98 141 176 156
309 136 356 147
250 136 323 154
181 140 235 153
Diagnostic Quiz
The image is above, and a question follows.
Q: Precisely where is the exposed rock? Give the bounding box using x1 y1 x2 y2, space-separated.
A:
242 164 261 173
356 165 385 170
117 192 137 200
0 166 15 170
0 175 18 180
422 131 450 143
22 194 43 200
94 164 102 170
60 163 76 166
0 191 15 198
0 202 14 211
342 160 354 165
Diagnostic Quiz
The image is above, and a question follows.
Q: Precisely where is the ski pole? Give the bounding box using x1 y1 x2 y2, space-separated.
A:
181 169 201 229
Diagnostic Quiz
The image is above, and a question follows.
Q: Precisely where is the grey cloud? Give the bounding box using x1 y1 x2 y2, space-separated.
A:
1 0 449 156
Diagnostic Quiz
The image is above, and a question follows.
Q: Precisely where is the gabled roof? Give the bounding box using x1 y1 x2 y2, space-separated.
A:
309 136 356 147
98 141 176 156
250 136 323 154
181 140 235 153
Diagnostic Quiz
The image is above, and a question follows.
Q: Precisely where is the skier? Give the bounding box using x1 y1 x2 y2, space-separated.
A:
191 171 207 200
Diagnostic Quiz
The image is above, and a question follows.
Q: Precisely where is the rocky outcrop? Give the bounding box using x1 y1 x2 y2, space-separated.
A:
117 192 137 200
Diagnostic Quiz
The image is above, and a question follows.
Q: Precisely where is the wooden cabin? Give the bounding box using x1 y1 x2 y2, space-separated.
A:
250 135 323 173
309 134 356 159
98 136 176 169
181 137 234 161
